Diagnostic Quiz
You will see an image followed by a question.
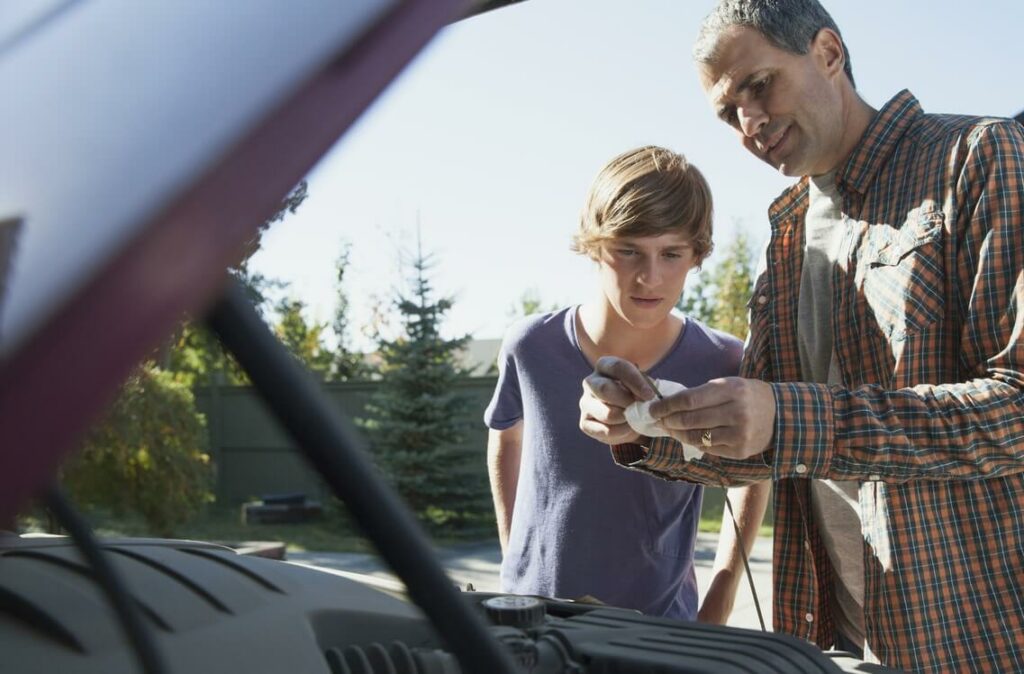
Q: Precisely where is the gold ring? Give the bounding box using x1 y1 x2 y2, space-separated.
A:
701 429 713 448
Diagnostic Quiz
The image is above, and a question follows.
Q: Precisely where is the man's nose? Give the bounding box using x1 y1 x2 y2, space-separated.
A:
738 105 767 138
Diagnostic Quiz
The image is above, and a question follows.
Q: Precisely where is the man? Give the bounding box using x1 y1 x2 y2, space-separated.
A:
578 1 1024 671
486 146 768 622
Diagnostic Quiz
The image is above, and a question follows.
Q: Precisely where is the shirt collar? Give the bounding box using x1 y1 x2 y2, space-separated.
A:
768 89 922 228
837 89 922 195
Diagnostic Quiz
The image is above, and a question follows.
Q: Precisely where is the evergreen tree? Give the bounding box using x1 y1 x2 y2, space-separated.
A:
359 236 482 529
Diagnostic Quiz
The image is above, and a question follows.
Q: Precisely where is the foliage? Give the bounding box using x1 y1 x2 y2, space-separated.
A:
166 323 249 387
677 269 714 326
506 288 558 321
329 243 372 381
62 365 214 537
678 231 754 341
358 239 485 530
161 181 308 385
274 297 334 378
234 180 308 279
237 240 371 382
706 232 754 341
471 289 561 376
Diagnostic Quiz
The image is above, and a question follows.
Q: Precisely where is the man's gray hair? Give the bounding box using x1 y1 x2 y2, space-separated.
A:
693 0 855 87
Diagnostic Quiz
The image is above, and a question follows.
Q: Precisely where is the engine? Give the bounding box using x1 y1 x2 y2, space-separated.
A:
0 536 897 673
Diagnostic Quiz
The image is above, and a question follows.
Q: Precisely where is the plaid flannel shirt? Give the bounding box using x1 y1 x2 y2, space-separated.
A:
613 91 1024 673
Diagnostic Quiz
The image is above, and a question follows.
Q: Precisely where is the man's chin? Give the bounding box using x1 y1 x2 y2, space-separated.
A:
755 153 790 175
773 156 806 177
759 147 805 177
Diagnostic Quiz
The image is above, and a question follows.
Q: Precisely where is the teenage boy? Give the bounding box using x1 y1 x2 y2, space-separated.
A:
486 146 769 621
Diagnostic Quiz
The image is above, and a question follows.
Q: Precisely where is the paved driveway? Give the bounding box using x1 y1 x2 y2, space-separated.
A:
289 531 773 630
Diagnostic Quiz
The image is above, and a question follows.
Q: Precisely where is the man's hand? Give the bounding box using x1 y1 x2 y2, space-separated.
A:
578 356 657 445
650 377 776 460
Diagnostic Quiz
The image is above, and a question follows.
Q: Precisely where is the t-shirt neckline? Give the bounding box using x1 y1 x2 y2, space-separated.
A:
566 304 690 376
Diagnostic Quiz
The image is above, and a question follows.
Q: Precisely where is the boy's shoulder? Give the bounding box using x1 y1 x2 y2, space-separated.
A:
501 306 574 353
680 316 744 357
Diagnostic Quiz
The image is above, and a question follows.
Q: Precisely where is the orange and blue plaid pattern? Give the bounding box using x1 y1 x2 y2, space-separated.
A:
613 91 1024 673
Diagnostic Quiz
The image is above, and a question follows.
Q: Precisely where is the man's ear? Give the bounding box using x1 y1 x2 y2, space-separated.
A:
811 27 845 79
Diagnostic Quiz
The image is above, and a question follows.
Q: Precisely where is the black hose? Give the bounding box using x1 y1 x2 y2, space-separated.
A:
205 279 517 674
44 486 167 674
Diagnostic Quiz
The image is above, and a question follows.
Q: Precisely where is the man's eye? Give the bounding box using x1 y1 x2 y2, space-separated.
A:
617 249 637 256
751 77 770 95
664 252 682 259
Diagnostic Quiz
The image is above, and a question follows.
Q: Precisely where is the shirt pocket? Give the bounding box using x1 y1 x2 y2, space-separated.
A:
857 209 945 341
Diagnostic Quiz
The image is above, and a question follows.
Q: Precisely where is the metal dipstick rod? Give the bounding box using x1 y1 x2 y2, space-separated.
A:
640 370 765 631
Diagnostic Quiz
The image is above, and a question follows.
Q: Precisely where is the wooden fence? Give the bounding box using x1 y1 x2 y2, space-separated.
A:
193 377 498 504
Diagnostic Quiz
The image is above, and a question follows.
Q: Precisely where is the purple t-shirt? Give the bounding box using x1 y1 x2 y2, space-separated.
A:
484 306 743 619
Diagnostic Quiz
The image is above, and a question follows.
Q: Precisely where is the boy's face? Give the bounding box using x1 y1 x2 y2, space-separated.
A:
596 232 698 329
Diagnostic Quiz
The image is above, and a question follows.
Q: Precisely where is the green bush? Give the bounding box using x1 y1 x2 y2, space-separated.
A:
63 364 214 536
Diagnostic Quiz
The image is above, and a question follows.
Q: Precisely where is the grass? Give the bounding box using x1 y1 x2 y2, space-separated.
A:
17 505 374 553
17 503 505 554
15 490 771 554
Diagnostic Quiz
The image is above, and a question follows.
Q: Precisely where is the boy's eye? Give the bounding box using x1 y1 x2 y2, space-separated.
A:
616 248 637 256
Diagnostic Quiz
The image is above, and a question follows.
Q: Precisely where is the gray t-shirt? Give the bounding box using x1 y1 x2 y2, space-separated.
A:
484 306 743 619
799 171 866 647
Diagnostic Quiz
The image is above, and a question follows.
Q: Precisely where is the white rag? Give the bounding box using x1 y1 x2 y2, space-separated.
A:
624 378 704 461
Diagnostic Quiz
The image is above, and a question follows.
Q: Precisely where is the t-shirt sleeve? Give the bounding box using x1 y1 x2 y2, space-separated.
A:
698 323 745 379
483 332 523 430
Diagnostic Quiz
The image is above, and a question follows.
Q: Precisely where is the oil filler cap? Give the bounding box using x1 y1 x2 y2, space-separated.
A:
482 595 546 629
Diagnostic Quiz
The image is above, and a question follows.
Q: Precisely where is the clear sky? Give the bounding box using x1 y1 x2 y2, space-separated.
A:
250 0 1024 352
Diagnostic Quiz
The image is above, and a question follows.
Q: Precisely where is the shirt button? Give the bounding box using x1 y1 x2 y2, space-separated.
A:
795 463 808 474
757 294 769 305
805 613 814 623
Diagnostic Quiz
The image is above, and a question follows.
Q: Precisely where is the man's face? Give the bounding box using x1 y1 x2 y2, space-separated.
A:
698 26 846 177
596 233 698 329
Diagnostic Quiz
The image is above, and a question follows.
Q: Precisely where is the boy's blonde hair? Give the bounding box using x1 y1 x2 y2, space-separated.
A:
572 146 713 263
